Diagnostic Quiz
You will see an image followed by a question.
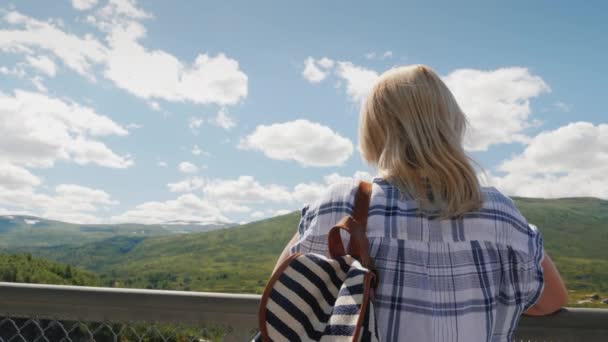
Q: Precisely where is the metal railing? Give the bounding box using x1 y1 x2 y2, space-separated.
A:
1 282 607 341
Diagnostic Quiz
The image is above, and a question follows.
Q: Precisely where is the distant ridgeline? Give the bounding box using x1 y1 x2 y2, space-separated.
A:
0 215 233 249
1 197 607 307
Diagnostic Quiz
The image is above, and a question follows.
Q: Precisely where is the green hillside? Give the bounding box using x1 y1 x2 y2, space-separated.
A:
513 197 608 305
19 213 298 292
7 197 608 306
0 253 99 286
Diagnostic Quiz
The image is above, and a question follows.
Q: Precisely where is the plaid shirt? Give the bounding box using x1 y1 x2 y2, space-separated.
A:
291 177 544 342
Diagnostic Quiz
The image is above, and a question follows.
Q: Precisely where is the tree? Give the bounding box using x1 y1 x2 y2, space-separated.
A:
64 265 72 279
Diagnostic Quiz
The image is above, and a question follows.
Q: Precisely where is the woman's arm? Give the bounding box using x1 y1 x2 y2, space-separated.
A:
524 252 568 316
271 232 299 275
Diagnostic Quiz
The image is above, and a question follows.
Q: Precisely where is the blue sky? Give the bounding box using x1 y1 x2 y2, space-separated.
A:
0 0 606 224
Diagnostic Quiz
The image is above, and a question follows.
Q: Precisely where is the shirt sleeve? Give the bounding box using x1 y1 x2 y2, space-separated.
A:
522 223 545 311
290 204 314 254
289 181 360 256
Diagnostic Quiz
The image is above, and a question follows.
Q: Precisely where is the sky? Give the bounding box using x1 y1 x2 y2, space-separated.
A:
0 0 606 224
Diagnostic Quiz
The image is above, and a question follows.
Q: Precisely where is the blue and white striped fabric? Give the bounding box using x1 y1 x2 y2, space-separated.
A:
291 177 544 342
259 253 378 341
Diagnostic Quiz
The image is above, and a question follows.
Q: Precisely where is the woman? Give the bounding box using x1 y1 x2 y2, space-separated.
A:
274 65 567 341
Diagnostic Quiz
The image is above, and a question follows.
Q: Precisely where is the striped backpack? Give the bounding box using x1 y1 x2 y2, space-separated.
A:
254 181 380 341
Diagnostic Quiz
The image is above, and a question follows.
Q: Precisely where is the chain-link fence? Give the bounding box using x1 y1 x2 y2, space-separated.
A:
0 316 236 342
0 282 260 342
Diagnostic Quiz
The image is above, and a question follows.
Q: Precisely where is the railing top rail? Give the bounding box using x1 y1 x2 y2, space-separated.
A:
0 281 260 330
2 281 607 338
0 281 260 300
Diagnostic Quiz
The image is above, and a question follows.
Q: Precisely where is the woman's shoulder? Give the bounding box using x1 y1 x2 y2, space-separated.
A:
295 180 361 239
312 179 361 208
479 186 523 215
476 186 543 253
302 179 370 219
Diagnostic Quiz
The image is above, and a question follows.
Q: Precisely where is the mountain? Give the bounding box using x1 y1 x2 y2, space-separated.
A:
158 220 234 233
0 215 234 249
5 197 607 305
10 212 298 292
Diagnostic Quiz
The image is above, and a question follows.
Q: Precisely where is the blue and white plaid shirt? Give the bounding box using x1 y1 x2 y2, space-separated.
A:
291 177 544 342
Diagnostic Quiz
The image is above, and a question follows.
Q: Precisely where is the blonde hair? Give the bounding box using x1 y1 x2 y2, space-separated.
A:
359 65 481 217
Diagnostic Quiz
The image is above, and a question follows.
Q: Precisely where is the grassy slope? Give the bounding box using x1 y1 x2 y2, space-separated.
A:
11 197 608 306
513 197 608 305
103 213 299 292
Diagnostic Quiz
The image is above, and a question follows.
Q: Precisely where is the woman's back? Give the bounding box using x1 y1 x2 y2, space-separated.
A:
291 178 544 341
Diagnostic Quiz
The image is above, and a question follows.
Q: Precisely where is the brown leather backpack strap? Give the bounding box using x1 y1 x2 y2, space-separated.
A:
352 181 372 229
328 181 373 268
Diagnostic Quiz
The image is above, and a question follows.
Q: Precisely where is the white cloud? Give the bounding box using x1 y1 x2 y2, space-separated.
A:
249 208 292 219
272 209 292 216
111 193 229 224
0 183 118 223
157 161 168 167
324 171 373 185
553 101 571 112
147 100 161 111
197 176 294 218
443 67 550 151
485 171 608 200
25 55 56 76
191 145 201 156
217 201 251 214
30 75 47 92
292 171 373 203
239 119 353 167
1 10 108 78
189 116 203 133
317 57 334 69
0 65 26 77
125 122 142 129
115 172 372 224
71 0 99 11
167 176 204 193
302 56 333 83
96 0 247 105
192 145 201 155
292 182 325 204
211 107 236 130
303 60 550 151
250 211 265 219
499 122 608 175
55 184 118 205
335 61 379 103
487 122 608 199
2 5 248 105
114 174 312 224
178 161 198 174
191 145 209 156
0 163 41 189
0 90 132 169
98 0 152 19
365 51 393 60
103 25 248 105
203 176 292 203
